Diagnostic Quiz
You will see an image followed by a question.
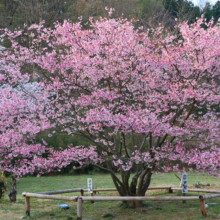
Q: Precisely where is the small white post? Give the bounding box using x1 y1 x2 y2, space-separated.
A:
182 173 188 203
87 178 94 203
87 178 93 194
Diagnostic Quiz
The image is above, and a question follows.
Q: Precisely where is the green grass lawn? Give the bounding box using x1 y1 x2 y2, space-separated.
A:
0 172 220 220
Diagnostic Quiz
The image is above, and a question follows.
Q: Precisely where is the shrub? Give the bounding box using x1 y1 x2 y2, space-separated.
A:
0 170 7 199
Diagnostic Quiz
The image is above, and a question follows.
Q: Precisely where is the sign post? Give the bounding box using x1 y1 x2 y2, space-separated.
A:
182 173 188 203
87 178 93 194
87 178 94 203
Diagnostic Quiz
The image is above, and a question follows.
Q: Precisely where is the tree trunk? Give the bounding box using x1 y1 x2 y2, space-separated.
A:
0 190 3 199
110 167 153 208
126 199 144 208
8 176 17 203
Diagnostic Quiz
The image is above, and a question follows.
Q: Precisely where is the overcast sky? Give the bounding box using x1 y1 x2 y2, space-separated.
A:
192 0 218 6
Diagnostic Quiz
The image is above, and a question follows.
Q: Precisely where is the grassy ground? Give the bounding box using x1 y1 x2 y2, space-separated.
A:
0 172 220 220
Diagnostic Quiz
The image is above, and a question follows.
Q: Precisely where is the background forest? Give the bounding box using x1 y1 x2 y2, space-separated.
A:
0 0 220 30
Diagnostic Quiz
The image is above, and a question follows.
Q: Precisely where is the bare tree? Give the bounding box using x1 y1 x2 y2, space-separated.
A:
135 0 174 30
0 0 65 29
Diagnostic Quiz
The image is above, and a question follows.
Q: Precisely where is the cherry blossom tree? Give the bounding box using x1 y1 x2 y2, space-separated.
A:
1 10 220 207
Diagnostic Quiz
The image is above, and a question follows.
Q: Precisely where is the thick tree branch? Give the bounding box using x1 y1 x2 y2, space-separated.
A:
77 131 111 154
137 168 150 195
122 132 130 158
139 134 148 151
129 169 143 195
169 100 196 144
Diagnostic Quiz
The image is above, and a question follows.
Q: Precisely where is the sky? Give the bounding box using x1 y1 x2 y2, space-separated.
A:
192 0 218 6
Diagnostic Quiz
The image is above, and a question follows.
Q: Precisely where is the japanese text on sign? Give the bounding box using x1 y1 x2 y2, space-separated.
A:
182 173 188 193
87 178 93 193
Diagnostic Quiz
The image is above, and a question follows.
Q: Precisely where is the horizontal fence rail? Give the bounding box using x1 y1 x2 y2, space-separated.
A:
35 187 220 196
80 196 199 201
22 192 78 201
201 194 220 200
172 188 220 194
37 188 84 195
36 186 174 195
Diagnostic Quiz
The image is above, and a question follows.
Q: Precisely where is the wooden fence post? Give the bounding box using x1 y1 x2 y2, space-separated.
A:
80 189 84 203
182 193 186 203
80 189 84 196
94 186 97 195
25 196 30 216
199 196 206 217
169 187 173 193
77 197 83 220
90 192 94 203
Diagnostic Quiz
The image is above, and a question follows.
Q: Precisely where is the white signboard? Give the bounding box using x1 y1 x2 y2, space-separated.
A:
87 178 93 193
182 173 188 193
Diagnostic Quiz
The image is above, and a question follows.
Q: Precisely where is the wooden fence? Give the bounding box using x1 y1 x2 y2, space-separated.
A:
22 186 220 219
36 186 174 195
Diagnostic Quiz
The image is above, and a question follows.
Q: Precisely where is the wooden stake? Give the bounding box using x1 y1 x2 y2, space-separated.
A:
80 189 84 196
90 192 94 203
94 186 97 195
169 187 173 193
80 189 84 203
175 174 181 181
179 177 182 187
77 198 83 220
25 196 30 216
182 193 186 203
199 196 206 217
